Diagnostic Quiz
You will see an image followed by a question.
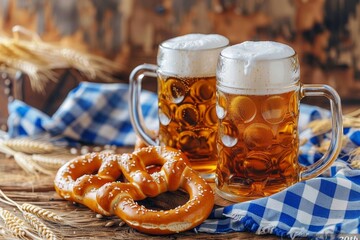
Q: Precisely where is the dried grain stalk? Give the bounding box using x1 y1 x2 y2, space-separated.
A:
305 108 360 136
21 203 63 224
303 108 360 168
22 212 58 240
0 190 64 224
0 190 64 239
351 159 360 169
347 147 360 170
31 153 75 170
0 25 119 93
0 137 72 175
13 152 56 176
306 115 360 136
0 207 30 239
315 136 349 154
2 138 60 154
13 152 41 176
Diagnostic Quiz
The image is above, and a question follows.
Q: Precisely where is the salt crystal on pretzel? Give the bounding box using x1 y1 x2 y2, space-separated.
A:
54 146 214 235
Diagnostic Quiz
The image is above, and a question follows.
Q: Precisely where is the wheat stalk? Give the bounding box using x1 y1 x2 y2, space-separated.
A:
31 153 75 170
0 221 11 238
351 160 360 169
0 40 45 64
2 138 59 154
0 190 63 224
0 28 119 92
13 152 54 176
46 45 118 82
0 138 65 175
21 203 63 224
0 57 53 93
0 190 64 239
305 108 360 136
0 41 54 93
13 152 40 176
303 109 360 167
347 147 360 170
345 108 360 118
0 207 29 239
315 135 349 154
22 212 58 240
314 136 360 170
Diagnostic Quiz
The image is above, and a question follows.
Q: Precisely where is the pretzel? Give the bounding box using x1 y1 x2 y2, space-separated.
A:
54 146 214 235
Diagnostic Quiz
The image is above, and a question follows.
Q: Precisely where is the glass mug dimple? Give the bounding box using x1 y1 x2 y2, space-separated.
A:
129 34 229 181
215 41 343 202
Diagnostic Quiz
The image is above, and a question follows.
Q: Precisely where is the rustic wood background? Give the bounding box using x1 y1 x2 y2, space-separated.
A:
1 0 360 129
0 0 360 93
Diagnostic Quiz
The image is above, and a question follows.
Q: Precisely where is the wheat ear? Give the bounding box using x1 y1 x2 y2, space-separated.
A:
0 189 63 224
2 138 59 154
348 147 360 169
22 212 58 240
0 207 29 239
13 152 54 176
305 108 360 136
351 160 360 169
31 153 75 170
21 203 63 223
0 190 62 239
13 152 40 176
0 140 54 176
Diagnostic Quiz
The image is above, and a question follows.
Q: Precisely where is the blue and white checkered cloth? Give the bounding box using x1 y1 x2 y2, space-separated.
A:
7 82 158 146
7 82 360 238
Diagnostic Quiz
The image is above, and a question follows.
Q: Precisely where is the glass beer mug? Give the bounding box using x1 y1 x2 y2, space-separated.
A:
215 41 343 202
129 34 229 180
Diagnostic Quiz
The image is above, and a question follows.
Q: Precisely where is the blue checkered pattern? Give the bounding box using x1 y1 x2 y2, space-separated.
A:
196 105 360 238
7 83 360 238
7 82 158 146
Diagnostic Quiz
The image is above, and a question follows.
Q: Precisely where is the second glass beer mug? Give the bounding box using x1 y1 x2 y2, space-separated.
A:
215 41 343 202
129 34 229 180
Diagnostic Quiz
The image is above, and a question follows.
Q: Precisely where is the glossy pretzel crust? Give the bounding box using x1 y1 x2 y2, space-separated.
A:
54 146 214 235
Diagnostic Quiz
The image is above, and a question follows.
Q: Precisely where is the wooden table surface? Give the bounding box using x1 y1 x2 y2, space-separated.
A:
0 147 283 240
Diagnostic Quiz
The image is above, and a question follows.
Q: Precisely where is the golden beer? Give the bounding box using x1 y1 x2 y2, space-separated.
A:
129 34 229 181
158 73 217 176
216 88 300 199
215 41 342 202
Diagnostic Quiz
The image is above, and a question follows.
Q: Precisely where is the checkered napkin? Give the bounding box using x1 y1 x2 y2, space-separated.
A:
7 82 158 146
196 104 360 238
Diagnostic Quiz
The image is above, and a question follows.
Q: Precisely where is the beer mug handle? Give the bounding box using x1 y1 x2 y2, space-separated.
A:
300 84 343 180
129 64 158 146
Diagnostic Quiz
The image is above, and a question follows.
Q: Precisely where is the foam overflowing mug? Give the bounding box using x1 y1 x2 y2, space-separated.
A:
129 34 229 180
215 41 343 202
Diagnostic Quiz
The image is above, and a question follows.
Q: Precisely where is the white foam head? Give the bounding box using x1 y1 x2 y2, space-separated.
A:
217 41 300 94
158 34 229 77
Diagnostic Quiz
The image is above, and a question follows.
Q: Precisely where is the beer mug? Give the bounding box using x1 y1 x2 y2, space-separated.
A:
215 41 343 202
129 34 229 180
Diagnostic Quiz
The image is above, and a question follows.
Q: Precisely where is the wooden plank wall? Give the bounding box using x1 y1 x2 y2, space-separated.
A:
0 0 359 129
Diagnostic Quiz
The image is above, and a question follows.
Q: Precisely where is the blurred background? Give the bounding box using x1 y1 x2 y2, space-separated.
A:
0 0 360 128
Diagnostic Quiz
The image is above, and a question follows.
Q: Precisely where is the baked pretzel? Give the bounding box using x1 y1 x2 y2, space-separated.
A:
54 146 214 235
